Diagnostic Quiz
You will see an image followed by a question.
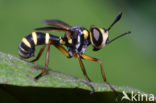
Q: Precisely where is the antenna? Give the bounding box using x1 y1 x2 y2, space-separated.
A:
107 12 122 31
107 31 131 44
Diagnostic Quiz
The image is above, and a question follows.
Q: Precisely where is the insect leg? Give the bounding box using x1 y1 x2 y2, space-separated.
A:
31 45 46 62
53 44 71 58
34 44 50 80
81 54 119 101
76 54 95 94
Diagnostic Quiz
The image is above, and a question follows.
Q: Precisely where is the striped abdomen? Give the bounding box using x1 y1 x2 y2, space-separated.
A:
19 32 59 58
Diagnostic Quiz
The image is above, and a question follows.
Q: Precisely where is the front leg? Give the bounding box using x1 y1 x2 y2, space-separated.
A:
81 54 119 101
75 54 95 93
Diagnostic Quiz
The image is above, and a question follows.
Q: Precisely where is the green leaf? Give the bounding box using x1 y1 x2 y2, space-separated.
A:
0 52 155 103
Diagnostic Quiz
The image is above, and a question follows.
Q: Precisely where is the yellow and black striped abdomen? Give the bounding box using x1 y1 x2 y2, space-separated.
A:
19 32 59 58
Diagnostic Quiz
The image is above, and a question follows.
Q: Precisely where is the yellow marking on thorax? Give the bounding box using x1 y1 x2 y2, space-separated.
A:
83 30 89 39
45 33 50 44
32 32 37 45
67 35 72 44
59 37 66 45
68 39 72 44
22 38 31 48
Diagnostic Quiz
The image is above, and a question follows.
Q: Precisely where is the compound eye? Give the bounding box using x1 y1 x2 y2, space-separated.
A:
90 27 103 47
93 29 100 41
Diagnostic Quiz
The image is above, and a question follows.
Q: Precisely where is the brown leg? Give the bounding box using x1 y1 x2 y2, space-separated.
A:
34 45 50 80
31 45 46 62
53 45 95 92
53 44 71 58
81 54 119 101
76 54 95 93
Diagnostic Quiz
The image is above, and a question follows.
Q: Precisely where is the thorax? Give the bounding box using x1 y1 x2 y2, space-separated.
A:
64 26 90 57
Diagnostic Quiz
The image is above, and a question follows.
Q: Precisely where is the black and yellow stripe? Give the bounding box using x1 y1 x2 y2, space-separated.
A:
32 32 37 45
21 32 60 47
19 32 60 58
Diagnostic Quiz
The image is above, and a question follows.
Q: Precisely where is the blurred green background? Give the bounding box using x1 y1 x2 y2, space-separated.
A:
0 0 156 96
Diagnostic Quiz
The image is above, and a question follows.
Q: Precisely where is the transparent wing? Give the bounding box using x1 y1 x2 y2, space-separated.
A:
34 27 71 34
43 20 71 30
